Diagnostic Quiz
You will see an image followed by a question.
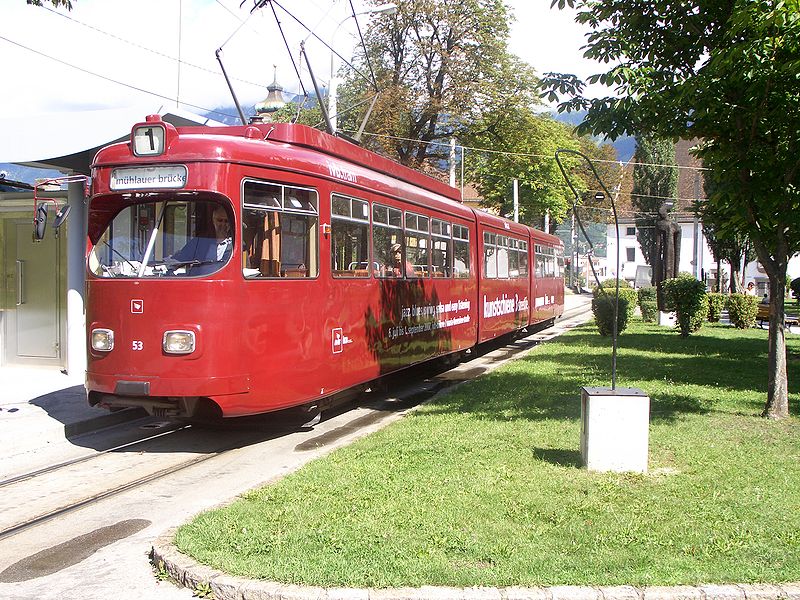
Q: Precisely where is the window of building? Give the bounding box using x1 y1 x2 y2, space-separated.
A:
241 180 318 278
626 247 636 262
626 226 636 236
331 194 371 277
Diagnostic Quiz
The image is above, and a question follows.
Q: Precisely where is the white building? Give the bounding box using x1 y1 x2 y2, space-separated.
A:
605 219 800 295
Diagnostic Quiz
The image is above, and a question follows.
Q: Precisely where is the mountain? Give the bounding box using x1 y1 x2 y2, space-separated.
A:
551 110 636 162
0 164 62 186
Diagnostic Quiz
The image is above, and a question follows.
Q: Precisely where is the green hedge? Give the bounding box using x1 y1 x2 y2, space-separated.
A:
593 278 637 322
707 292 727 322
661 274 709 336
637 286 659 323
726 293 759 329
591 295 630 336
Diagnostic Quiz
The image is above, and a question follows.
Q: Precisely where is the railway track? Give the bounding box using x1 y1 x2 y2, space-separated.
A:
0 425 268 542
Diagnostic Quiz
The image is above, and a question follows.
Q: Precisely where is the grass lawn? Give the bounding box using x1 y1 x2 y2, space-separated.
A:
175 320 800 588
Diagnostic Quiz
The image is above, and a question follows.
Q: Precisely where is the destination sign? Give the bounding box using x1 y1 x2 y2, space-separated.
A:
110 165 187 190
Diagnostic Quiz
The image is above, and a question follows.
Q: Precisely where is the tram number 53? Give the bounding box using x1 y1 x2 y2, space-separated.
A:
131 340 144 351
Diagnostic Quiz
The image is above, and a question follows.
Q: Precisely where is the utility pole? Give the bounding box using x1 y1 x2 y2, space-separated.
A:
513 178 519 223
449 139 456 188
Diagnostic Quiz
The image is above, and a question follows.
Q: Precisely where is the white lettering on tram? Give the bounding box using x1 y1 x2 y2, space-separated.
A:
327 162 358 183
483 294 529 319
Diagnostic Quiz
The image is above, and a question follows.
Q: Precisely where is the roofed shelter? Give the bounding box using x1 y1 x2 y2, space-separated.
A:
0 106 221 375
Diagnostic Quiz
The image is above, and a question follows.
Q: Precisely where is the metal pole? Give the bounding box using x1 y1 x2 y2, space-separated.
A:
450 138 456 187
569 213 578 290
555 149 620 390
513 178 519 223
329 52 338 133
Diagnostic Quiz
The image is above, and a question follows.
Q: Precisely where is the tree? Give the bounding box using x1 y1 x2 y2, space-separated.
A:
338 0 537 172
461 110 606 228
269 103 325 129
699 175 755 294
630 136 678 283
543 0 800 419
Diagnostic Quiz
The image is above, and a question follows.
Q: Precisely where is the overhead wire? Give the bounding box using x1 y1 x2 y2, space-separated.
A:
15 4 708 208
266 0 373 88
0 34 238 121
39 3 269 92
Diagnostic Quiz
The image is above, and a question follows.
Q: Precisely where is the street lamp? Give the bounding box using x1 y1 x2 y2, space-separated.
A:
329 3 397 133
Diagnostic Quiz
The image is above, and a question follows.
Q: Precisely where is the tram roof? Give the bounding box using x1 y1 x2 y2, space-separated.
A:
173 121 463 205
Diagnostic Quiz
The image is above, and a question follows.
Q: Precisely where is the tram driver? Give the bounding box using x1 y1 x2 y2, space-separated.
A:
169 205 233 275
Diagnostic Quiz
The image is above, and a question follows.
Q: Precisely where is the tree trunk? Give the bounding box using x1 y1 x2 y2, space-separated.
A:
752 240 790 419
764 269 789 418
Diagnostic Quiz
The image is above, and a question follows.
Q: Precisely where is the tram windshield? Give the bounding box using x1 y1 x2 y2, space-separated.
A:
88 198 233 278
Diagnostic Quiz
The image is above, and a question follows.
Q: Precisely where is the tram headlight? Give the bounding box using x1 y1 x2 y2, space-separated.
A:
163 330 195 355
91 329 115 352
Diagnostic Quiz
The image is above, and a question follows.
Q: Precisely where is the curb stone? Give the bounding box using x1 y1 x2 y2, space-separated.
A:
150 531 800 600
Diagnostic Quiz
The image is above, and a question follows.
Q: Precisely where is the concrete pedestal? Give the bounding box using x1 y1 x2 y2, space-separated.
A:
659 311 676 327
580 386 650 473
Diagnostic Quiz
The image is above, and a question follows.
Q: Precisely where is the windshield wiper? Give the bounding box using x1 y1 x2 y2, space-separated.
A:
102 240 139 276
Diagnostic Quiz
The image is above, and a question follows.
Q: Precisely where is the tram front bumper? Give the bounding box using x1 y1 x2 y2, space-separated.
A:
86 372 250 417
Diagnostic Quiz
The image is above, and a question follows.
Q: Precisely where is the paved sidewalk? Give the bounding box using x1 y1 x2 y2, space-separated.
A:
0 366 143 460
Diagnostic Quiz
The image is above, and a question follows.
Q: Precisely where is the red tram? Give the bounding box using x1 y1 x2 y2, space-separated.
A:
85 115 564 420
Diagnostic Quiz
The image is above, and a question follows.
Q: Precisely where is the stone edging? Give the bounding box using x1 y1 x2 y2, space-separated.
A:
151 530 800 600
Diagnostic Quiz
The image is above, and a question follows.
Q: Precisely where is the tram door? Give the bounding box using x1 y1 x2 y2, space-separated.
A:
2 219 63 366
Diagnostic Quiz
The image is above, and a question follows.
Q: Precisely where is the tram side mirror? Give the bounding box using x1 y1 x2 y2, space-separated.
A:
53 204 71 229
33 202 48 241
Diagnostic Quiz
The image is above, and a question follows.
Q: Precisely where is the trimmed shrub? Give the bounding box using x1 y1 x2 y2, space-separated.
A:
637 286 658 322
791 277 800 303
661 274 709 336
593 278 637 322
707 292 727 322
727 293 759 329
592 294 630 336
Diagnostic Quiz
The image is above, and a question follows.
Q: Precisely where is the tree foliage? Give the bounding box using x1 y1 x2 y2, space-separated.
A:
338 0 537 172
631 136 677 274
699 173 755 293
461 110 615 228
543 0 800 419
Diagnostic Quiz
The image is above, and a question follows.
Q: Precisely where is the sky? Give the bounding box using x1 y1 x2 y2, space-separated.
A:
0 0 603 120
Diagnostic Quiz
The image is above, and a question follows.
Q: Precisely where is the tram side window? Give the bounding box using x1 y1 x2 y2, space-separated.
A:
405 212 430 278
555 247 564 277
508 238 520 277
535 244 545 278
241 180 318 279
519 240 529 276
431 219 451 277
534 244 557 278
331 194 371 277
496 235 510 279
484 232 497 278
453 225 470 278
373 203 404 278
